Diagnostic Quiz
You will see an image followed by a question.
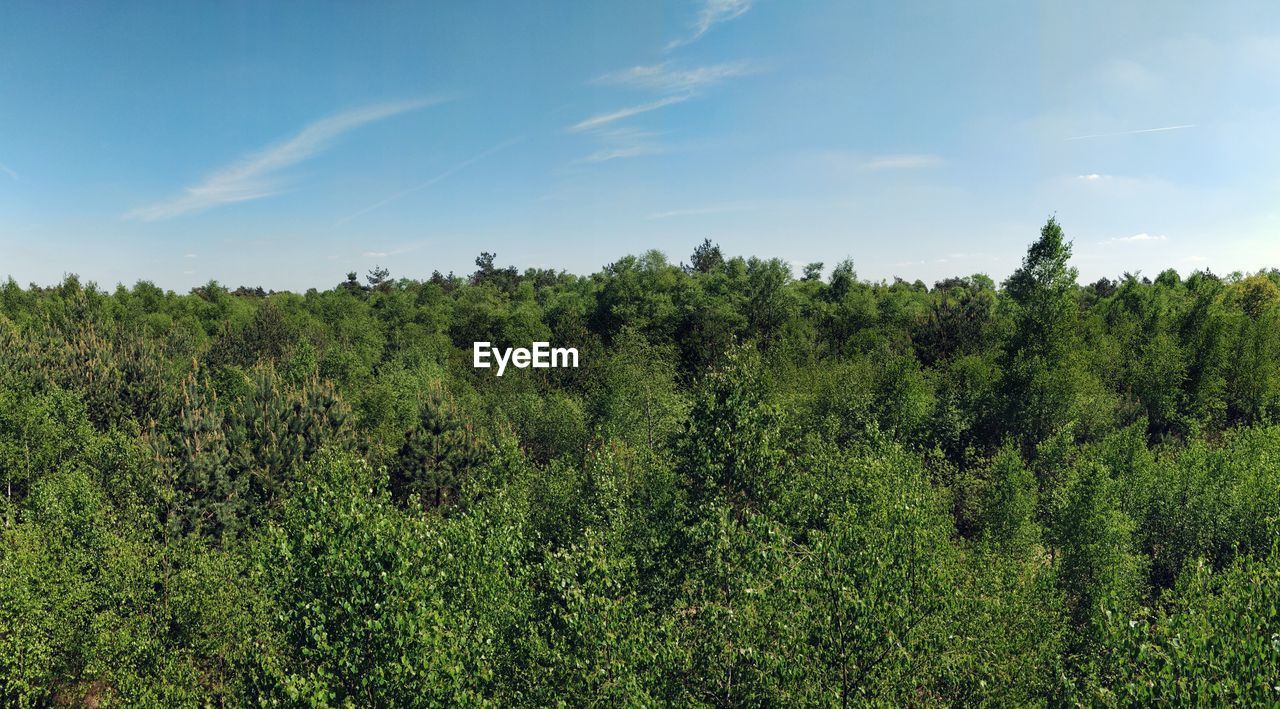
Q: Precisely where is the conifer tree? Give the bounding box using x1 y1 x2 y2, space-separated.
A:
391 384 486 509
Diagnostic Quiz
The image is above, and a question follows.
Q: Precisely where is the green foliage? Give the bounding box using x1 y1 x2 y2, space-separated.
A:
1001 218 1100 445
1090 552 1280 704
249 452 533 705
156 365 352 541
1050 461 1146 655
392 383 488 510
679 346 784 509
787 447 960 704
980 444 1040 554
4 229 1280 702
522 529 679 703
1124 425 1280 589
588 327 687 451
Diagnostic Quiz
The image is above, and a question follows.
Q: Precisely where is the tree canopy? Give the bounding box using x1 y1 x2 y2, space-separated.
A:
2 219 1279 704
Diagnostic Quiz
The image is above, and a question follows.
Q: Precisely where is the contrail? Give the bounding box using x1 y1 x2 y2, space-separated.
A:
1065 124 1196 141
334 137 522 226
0 162 17 180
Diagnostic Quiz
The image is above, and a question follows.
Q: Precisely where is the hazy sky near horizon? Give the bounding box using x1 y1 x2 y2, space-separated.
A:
2 1 1278 291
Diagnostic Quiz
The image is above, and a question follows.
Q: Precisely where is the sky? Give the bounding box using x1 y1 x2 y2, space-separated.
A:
1 1 1278 291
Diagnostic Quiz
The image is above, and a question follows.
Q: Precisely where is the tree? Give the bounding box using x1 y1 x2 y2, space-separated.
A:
688 239 724 274
365 265 391 291
391 384 487 509
1000 218 1099 447
340 271 364 296
250 452 532 704
471 252 519 291
979 444 1039 553
1094 553 1280 704
588 327 687 451
678 346 783 510
1224 274 1280 423
1049 462 1145 654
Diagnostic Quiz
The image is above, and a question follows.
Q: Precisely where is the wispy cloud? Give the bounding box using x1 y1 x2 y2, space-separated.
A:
646 202 758 219
571 2 756 162
1110 233 1168 243
575 127 666 163
334 137 521 226
0 162 17 180
862 153 945 170
126 97 446 221
1067 173 1167 194
569 95 690 133
360 239 433 259
579 144 665 164
1065 124 1196 141
667 0 753 50
593 61 755 93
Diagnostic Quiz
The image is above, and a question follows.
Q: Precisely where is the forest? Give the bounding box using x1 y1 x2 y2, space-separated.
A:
1 218 1278 705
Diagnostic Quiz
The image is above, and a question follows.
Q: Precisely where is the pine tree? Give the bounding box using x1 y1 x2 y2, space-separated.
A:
156 367 239 540
391 384 487 510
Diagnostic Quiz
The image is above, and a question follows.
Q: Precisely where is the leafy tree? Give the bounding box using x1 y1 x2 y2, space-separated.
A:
678 346 783 510
1093 552 1280 704
979 444 1039 554
790 446 960 705
588 327 687 451
1049 461 1145 656
1000 217 1094 446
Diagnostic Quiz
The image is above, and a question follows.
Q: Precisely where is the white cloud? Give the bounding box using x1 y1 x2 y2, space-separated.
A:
667 0 753 49
126 97 446 221
1063 173 1169 195
593 62 755 93
569 95 690 133
0 162 16 180
183 253 197 258
358 240 432 259
862 153 945 170
571 6 757 165
1111 233 1168 243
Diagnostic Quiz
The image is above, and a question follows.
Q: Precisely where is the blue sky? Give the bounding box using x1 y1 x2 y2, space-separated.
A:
1 1 1278 291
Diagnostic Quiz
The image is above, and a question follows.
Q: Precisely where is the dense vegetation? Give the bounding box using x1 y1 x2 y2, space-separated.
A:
2 219 1278 705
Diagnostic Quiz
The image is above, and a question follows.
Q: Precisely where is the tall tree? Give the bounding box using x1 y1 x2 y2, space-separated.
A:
1000 218 1094 447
